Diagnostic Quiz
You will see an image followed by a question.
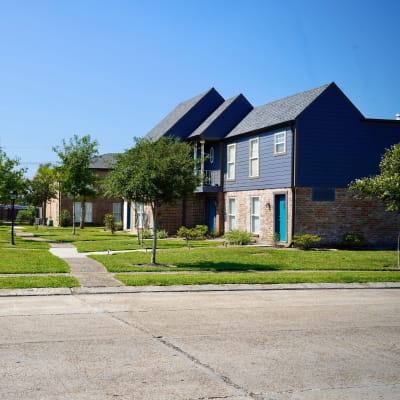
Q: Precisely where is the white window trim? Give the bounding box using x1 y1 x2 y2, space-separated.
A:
250 196 260 235
274 131 286 155
249 137 259 178
227 143 236 181
227 197 236 231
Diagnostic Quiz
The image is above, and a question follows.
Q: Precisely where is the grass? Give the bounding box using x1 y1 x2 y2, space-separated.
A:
90 247 399 273
0 276 79 289
115 271 400 286
0 225 49 249
0 249 70 273
23 225 222 252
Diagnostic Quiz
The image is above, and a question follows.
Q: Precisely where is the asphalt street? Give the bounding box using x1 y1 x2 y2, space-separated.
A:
0 289 399 399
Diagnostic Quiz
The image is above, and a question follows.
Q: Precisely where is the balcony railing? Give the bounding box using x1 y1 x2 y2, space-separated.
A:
196 170 221 187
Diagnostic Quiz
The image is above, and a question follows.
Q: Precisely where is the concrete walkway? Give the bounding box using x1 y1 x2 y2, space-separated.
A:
49 243 123 288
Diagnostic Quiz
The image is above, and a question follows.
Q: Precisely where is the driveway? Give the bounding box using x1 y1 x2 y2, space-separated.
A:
0 289 399 399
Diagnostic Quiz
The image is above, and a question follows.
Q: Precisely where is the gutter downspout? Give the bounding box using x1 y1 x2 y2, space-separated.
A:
291 123 297 245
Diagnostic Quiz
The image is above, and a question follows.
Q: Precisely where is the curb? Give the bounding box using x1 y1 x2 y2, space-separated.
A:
1 282 400 297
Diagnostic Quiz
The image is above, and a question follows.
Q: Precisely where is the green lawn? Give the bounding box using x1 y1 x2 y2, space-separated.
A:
0 276 79 289
0 226 49 249
90 247 398 273
0 249 70 273
116 271 400 286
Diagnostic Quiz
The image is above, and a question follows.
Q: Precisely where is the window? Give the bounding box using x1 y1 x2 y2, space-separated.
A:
274 131 286 155
112 202 122 223
209 147 214 164
227 143 236 180
136 203 145 228
227 198 236 231
250 196 260 234
74 202 93 223
249 138 259 178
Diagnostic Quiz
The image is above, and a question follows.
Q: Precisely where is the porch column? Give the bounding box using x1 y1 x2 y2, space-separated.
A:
200 139 205 176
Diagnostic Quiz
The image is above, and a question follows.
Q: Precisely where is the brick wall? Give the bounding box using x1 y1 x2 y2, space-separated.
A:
224 189 293 244
294 187 400 247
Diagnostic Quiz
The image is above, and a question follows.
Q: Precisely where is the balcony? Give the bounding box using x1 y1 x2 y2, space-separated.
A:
195 170 222 193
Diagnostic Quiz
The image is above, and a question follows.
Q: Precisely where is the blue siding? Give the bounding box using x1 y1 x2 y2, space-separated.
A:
296 84 400 187
166 90 224 140
224 127 292 191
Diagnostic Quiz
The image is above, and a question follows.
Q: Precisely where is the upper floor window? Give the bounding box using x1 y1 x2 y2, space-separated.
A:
274 131 286 155
227 143 236 181
249 138 259 178
209 147 214 164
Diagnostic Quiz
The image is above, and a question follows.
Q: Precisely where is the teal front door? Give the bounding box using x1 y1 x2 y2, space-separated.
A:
274 195 287 242
206 199 217 233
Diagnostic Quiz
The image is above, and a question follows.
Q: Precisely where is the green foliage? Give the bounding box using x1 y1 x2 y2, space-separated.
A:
25 163 57 209
177 225 209 245
224 230 253 245
104 136 201 264
157 229 168 239
104 213 115 233
15 206 36 225
115 221 123 231
342 232 366 248
140 228 153 239
0 146 27 203
53 134 99 232
349 143 400 213
59 209 71 227
293 234 321 250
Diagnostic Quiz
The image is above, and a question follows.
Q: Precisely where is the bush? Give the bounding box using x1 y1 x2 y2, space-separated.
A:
104 214 115 233
59 210 71 227
140 228 153 239
15 206 36 225
157 229 168 239
342 232 366 248
224 230 253 245
177 225 208 241
115 221 123 231
293 234 321 250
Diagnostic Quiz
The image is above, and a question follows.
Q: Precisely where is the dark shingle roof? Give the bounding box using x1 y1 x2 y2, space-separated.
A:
188 94 253 140
145 88 224 141
90 153 118 169
226 83 332 138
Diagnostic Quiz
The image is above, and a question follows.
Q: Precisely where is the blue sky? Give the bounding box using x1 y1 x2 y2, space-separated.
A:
0 0 399 177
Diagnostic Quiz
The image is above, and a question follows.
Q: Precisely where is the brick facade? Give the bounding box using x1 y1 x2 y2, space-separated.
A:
224 189 293 244
294 187 400 247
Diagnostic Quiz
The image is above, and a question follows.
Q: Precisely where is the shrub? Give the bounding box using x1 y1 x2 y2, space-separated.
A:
293 234 321 250
115 221 123 231
157 229 168 239
59 210 71 227
104 214 116 233
15 206 36 225
193 225 208 238
140 228 153 239
342 232 366 248
224 230 253 245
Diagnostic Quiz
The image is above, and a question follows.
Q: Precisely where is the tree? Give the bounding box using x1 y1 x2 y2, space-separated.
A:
0 146 27 204
25 163 57 222
349 143 400 266
349 143 400 213
104 136 201 264
53 134 99 234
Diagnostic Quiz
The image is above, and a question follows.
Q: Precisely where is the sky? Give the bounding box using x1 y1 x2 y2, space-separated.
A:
0 0 399 177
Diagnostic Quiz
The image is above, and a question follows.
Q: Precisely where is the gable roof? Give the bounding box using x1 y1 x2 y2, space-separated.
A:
90 153 118 169
188 94 253 140
145 88 224 141
225 83 332 138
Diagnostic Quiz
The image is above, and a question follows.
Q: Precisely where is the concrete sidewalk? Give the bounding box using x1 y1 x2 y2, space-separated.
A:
49 243 123 288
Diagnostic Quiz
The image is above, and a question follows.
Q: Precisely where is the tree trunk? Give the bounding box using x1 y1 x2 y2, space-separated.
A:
80 200 86 229
151 204 158 264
